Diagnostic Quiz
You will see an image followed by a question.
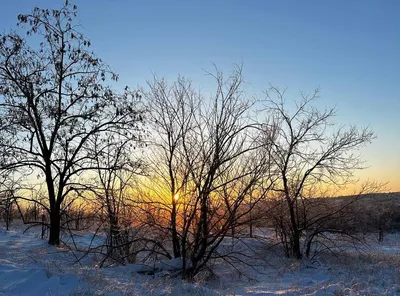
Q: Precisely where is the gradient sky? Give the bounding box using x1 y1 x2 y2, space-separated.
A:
1 0 399 192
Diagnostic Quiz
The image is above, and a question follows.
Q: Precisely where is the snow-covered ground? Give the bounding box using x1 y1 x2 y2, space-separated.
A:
0 223 399 295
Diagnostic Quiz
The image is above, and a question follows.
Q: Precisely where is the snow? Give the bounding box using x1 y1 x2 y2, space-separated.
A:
0 223 399 295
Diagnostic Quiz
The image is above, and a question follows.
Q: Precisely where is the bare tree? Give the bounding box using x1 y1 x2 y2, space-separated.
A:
144 75 199 259
260 86 376 259
143 66 274 279
88 133 144 264
355 193 397 242
0 171 20 230
0 2 143 245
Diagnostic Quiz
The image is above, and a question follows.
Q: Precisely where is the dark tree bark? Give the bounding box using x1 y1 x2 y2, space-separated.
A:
144 66 274 279
260 86 375 259
0 2 143 245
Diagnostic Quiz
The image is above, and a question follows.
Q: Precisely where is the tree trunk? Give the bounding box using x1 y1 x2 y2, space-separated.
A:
5 200 11 230
183 267 195 281
292 230 302 259
286 196 302 259
45 161 61 245
48 209 61 245
110 214 119 236
171 201 181 258
378 226 383 242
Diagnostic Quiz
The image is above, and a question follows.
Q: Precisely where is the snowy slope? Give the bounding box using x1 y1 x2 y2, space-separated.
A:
0 224 399 295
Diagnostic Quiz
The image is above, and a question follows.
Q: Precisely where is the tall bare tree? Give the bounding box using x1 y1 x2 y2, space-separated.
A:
144 66 274 279
145 76 199 259
0 2 143 245
260 86 375 259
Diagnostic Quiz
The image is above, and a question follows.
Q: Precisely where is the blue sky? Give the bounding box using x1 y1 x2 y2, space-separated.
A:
1 0 399 191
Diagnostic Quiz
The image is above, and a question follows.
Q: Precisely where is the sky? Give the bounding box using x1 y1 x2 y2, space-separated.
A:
0 0 399 192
